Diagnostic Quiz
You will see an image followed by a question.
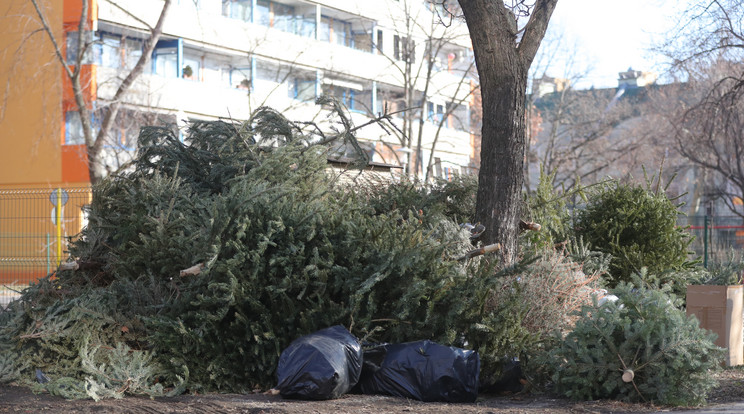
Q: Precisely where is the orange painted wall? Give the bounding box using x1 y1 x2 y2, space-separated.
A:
63 0 97 27
0 1 93 286
0 0 98 187
61 145 90 182
0 0 65 187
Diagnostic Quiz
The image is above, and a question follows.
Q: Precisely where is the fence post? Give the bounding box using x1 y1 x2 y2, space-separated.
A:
704 202 713 268
56 188 62 266
704 213 709 269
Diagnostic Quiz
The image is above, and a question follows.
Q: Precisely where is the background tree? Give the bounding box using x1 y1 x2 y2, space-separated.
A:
525 23 672 195
456 0 558 262
669 60 744 217
530 80 666 191
29 0 172 184
373 0 476 177
653 0 744 216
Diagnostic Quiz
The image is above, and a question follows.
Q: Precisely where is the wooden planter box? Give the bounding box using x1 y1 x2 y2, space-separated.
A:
686 285 743 366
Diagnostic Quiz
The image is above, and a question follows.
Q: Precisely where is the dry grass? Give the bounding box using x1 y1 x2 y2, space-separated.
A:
487 249 603 336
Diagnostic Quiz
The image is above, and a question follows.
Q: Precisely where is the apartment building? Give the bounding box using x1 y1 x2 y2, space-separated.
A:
0 0 477 188
0 0 476 283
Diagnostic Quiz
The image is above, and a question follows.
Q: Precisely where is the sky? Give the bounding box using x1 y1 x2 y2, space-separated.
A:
540 0 688 89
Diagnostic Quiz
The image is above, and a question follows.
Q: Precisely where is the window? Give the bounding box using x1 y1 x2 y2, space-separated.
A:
202 61 231 86
153 47 178 78
323 85 352 108
332 19 350 46
377 90 405 117
183 56 201 80
99 34 120 68
394 35 415 63
393 35 400 60
221 0 364 43
447 102 470 131
230 67 251 89
376 30 383 53
322 84 371 113
224 0 309 36
65 111 86 145
96 33 143 69
114 120 139 150
272 2 295 33
223 0 251 21
123 37 143 69
427 102 444 123
255 0 270 26
319 16 352 46
290 79 316 101
298 16 316 38
319 16 331 42
352 31 371 52
351 89 372 112
109 109 177 150
405 39 416 63
66 31 96 64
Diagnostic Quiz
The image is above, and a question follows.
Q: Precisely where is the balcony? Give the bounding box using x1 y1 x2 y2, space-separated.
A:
96 0 462 91
96 66 315 120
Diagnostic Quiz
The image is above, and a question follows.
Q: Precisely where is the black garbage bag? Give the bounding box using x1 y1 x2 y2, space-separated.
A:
356 340 480 403
485 357 525 394
276 325 362 400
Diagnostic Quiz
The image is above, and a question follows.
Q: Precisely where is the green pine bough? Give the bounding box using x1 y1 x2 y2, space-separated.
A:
0 102 510 397
573 179 697 287
548 281 723 406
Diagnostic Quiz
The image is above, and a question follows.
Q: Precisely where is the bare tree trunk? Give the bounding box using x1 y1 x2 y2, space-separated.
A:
457 0 557 263
476 69 528 263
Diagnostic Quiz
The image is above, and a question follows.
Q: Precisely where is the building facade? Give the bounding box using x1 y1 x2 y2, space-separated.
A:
0 0 477 284
0 0 477 188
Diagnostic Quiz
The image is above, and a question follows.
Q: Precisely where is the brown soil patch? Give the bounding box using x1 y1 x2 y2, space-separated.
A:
2 368 743 413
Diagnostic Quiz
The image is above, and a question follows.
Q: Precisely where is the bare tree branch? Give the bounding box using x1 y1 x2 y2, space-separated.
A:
29 0 74 79
104 0 154 30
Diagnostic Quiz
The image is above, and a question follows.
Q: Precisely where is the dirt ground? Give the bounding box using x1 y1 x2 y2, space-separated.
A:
2 369 743 414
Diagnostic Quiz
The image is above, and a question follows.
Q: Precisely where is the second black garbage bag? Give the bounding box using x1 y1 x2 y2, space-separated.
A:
276 325 362 400
356 340 480 403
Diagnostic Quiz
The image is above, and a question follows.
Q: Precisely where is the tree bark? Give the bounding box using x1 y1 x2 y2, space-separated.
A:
457 0 557 263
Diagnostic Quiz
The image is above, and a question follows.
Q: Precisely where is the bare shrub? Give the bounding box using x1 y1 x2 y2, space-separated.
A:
487 249 603 337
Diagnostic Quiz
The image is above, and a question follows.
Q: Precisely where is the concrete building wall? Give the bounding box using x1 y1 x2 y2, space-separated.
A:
0 0 65 187
2 0 477 186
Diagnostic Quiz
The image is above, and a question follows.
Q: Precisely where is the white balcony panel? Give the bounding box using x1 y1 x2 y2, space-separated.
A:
97 0 468 93
97 67 256 119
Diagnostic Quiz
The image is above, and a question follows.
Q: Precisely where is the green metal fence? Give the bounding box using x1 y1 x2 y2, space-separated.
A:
0 187 91 287
1 189 742 286
681 215 744 265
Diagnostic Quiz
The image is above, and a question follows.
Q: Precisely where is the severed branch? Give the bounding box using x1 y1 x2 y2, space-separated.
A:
58 261 80 271
519 220 542 232
179 263 205 277
458 219 541 261
57 260 103 272
457 243 502 261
